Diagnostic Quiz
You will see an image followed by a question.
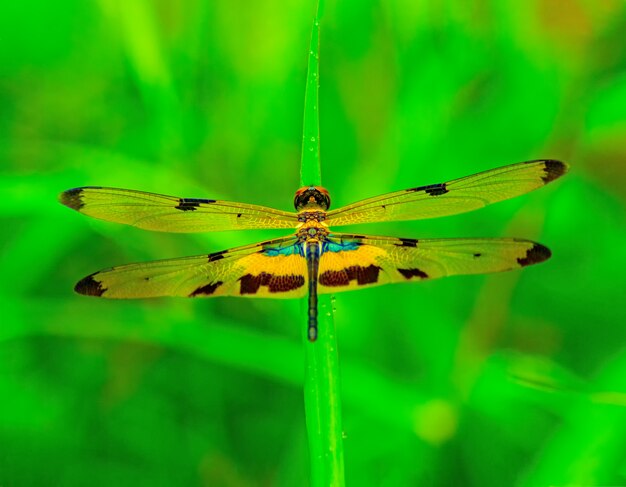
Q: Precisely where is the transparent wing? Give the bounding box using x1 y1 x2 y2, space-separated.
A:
59 186 299 232
74 236 308 299
317 233 551 294
326 160 568 227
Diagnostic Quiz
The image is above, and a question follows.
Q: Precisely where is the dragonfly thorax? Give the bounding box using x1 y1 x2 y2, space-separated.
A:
297 225 329 241
294 186 330 211
297 210 326 224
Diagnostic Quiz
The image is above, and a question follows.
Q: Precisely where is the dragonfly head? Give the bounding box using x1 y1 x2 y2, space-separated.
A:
294 186 331 211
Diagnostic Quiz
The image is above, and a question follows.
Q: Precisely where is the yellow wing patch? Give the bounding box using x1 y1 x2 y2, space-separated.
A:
232 252 307 298
326 159 568 227
59 186 299 233
318 244 387 293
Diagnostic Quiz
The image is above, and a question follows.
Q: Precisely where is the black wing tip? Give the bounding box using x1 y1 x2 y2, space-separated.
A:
59 186 104 210
74 273 107 296
59 187 85 210
517 243 552 267
541 159 569 184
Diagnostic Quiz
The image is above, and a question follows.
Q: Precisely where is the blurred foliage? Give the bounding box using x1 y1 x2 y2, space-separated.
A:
1 1 626 486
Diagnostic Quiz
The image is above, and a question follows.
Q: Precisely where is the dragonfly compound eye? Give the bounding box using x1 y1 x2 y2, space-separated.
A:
294 186 331 211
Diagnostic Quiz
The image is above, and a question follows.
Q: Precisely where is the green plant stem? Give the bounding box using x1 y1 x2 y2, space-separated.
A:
300 12 322 187
300 1 346 486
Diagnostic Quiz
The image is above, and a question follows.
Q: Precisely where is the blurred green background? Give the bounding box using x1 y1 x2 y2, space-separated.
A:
1 1 626 486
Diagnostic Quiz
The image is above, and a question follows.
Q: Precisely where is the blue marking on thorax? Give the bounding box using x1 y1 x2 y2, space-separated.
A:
322 240 360 253
263 243 304 257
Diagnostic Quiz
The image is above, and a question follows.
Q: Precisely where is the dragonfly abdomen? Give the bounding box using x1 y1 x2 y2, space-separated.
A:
305 240 322 342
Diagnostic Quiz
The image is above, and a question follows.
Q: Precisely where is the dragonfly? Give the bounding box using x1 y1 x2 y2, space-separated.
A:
60 159 567 341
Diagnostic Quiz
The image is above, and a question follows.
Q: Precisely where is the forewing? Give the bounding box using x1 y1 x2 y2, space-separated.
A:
59 186 299 232
317 233 551 294
326 159 568 226
75 236 308 299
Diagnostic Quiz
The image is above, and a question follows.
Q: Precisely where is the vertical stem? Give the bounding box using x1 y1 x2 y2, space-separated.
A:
300 9 322 186
300 1 346 486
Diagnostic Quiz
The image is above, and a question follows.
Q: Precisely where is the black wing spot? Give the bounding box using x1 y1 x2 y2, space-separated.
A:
398 268 428 279
239 273 305 294
175 198 216 211
189 281 223 297
59 188 87 210
517 244 551 267
409 183 448 196
186 198 216 204
75 273 106 296
319 265 381 287
395 238 418 248
541 160 568 184
208 251 226 262
425 183 448 196
473 253 482 258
